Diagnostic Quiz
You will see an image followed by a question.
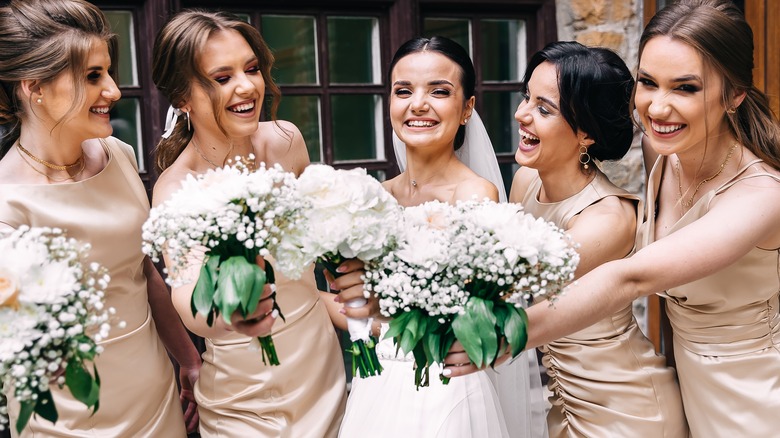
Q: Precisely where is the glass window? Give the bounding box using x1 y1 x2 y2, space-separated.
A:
481 19 526 83
261 15 318 85
331 94 384 162
276 95 323 163
104 11 137 87
327 17 380 84
423 18 471 55
110 98 144 171
482 91 523 154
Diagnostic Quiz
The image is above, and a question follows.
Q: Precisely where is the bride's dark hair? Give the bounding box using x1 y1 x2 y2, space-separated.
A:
388 36 475 151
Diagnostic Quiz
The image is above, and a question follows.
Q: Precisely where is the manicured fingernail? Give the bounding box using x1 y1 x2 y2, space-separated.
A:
271 309 279 319
336 265 346 273
330 283 337 290
333 296 341 303
338 308 346 314
442 368 452 377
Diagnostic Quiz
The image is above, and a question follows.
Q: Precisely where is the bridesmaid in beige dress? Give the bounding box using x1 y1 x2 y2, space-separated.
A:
509 41 687 437
150 10 346 437
447 0 780 436
0 1 200 436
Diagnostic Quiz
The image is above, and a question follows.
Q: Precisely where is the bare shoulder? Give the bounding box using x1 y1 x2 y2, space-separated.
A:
452 173 499 202
574 195 637 233
255 120 309 176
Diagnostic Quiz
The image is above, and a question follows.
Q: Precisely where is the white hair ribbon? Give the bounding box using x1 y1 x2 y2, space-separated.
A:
161 106 184 139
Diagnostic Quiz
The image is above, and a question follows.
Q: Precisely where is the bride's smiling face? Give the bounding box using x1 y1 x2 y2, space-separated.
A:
390 52 474 151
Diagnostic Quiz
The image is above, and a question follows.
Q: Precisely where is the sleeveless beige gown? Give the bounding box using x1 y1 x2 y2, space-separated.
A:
519 169 688 437
0 137 186 437
196 261 347 438
642 156 780 436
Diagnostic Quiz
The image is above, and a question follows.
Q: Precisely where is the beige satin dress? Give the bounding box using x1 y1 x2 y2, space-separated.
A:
195 260 347 438
519 169 688 437
642 157 780 437
0 138 186 437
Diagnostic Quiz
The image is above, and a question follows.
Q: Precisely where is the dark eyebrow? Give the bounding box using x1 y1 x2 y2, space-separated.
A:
392 80 411 87
537 96 559 111
638 69 702 83
428 79 454 87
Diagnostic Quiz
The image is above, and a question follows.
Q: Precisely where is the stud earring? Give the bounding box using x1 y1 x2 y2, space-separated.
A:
726 107 736 115
36 98 42 104
579 144 591 170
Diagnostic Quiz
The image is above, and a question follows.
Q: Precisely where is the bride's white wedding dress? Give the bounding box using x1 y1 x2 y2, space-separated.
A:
339 325 544 438
339 112 548 438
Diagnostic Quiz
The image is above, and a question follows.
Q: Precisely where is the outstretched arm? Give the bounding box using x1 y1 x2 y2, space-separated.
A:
446 176 780 375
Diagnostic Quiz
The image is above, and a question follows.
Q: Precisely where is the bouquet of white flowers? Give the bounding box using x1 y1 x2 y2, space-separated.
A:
0 226 114 434
142 160 309 366
296 164 402 378
365 199 579 387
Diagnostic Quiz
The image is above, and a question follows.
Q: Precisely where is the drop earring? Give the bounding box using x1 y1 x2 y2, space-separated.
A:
579 144 591 170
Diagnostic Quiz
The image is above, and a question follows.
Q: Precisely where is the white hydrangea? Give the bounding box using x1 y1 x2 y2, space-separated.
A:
0 226 113 431
142 160 310 284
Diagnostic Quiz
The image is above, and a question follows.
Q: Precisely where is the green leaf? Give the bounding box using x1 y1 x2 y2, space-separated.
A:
452 297 498 368
214 256 254 324
65 360 99 408
192 256 219 318
503 306 529 358
384 311 414 340
424 331 442 364
16 400 35 434
399 312 427 355
243 263 267 316
33 389 58 423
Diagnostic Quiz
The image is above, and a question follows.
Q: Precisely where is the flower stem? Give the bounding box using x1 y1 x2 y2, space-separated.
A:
256 336 280 366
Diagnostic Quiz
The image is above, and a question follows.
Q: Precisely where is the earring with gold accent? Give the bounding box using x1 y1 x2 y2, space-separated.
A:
579 144 591 170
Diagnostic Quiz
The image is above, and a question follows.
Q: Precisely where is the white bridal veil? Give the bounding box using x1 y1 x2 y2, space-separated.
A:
391 110 549 438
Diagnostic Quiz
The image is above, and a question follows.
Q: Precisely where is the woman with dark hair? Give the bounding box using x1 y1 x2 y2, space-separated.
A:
0 0 199 436
151 10 346 437
331 36 546 438
448 1 780 435
508 41 687 437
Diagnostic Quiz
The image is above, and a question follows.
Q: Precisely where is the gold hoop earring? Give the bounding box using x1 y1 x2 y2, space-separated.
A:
186 111 191 131
579 145 591 170
726 107 736 115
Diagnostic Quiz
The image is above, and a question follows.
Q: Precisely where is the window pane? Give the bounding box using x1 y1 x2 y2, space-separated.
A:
423 18 471 55
262 15 318 85
276 95 322 163
110 97 144 171
328 17 380 84
331 94 383 161
104 11 137 87
499 162 519 200
482 91 523 154
367 169 387 182
481 19 526 82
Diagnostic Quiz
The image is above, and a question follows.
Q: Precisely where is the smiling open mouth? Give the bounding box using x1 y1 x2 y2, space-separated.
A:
520 129 540 146
229 101 255 113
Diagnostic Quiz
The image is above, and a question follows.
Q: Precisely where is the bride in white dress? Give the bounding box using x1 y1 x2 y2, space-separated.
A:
322 36 547 438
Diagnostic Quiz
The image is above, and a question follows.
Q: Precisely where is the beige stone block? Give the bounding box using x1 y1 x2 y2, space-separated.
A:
577 31 625 51
610 0 634 21
571 0 607 25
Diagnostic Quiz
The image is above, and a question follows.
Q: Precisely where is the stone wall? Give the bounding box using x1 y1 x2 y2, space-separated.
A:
555 0 649 333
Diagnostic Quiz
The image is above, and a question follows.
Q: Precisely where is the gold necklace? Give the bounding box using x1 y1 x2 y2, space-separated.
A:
675 142 738 208
17 142 84 170
192 139 221 168
192 139 257 171
16 144 86 182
